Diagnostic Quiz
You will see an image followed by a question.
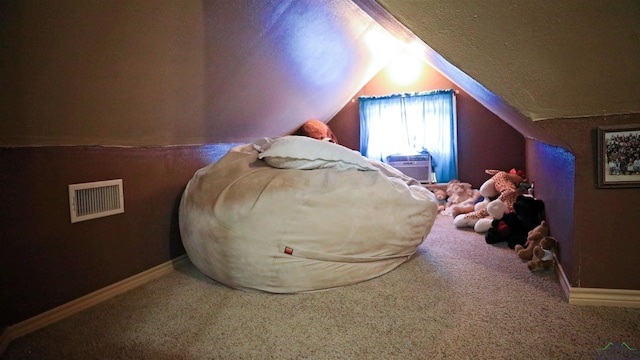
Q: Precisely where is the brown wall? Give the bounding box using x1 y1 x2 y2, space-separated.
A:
533 114 640 289
329 52 525 188
0 144 238 327
0 0 207 146
525 141 576 284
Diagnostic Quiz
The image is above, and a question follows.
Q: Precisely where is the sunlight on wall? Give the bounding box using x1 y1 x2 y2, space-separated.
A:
365 29 426 86
385 47 424 86
255 1 418 94
271 2 405 92
363 25 404 79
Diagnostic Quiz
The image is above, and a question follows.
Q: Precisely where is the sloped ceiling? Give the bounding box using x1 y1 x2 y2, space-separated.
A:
371 0 640 121
3 0 638 146
200 0 400 142
0 0 399 146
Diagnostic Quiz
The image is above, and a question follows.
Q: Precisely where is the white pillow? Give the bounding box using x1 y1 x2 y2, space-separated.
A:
255 136 378 171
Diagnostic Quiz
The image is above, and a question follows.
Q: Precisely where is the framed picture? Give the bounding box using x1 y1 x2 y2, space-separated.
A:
597 124 640 188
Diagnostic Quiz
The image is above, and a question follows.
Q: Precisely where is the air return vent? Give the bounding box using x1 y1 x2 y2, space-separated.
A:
68 179 124 223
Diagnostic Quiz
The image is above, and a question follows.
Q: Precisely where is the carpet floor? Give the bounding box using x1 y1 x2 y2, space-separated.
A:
3 214 640 359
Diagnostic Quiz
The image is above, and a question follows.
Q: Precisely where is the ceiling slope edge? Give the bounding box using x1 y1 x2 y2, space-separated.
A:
350 0 571 151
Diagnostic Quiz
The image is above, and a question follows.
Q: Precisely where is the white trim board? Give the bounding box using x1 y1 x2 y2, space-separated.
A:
0 255 188 355
556 259 640 308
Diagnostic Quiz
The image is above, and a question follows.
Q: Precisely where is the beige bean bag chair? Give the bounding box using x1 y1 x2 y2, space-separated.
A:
179 136 438 293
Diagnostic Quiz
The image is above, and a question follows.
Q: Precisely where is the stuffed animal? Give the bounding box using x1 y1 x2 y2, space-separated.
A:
443 180 481 217
433 189 448 213
527 236 557 272
294 119 338 144
473 197 509 233
485 195 545 249
515 220 550 260
453 169 525 229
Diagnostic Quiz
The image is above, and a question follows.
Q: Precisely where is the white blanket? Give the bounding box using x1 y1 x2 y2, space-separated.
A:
179 137 438 293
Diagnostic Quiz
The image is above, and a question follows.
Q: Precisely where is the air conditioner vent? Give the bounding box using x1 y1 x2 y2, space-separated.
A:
69 179 124 223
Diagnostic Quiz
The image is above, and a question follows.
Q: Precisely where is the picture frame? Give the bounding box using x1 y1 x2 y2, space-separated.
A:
597 124 640 188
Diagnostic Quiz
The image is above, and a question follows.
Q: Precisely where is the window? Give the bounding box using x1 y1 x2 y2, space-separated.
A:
359 89 457 182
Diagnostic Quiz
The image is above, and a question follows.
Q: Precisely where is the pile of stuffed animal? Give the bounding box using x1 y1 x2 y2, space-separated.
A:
515 220 558 272
439 168 556 272
435 180 482 217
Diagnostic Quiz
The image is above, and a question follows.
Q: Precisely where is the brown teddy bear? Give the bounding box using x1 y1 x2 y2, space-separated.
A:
294 119 338 144
527 236 557 272
514 220 550 260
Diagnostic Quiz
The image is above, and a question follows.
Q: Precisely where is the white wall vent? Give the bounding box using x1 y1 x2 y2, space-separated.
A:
68 179 124 223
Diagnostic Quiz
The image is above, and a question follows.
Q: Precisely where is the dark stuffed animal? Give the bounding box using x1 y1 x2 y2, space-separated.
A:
485 195 545 249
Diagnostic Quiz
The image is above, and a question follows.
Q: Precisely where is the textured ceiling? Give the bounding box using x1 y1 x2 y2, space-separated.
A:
199 0 399 142
372 0 640 121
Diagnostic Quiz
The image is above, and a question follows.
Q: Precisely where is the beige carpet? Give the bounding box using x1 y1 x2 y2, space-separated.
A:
3 214 640 359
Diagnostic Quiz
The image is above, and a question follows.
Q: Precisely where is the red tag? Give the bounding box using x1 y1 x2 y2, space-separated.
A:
284 247 294 255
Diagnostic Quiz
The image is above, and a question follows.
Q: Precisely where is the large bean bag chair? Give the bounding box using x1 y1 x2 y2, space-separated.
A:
179 136 438 293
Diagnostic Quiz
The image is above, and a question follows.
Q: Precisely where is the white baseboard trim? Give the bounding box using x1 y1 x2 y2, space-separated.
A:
0 255 188 355
556 258 640 308
555 259 572 301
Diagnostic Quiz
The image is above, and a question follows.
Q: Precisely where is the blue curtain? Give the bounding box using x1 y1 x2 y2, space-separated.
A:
359 89 457 182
